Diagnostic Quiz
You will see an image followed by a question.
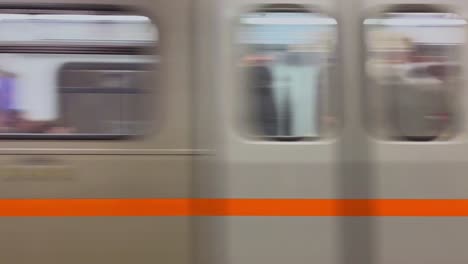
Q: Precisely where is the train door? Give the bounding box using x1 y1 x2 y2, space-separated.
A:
193 0 359 264
0 1 193 264
362 0 468 263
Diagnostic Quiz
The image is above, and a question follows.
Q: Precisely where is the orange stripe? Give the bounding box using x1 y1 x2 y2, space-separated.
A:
0 199 466 216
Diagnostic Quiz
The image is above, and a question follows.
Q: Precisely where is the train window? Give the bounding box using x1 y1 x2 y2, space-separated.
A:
364 7 465 141
0 7 157 139
237 5 338 141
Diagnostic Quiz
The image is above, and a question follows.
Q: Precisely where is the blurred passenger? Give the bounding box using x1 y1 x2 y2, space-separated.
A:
0 70 17 131
273 45 321 138
0 69 75 134
7 110 75 134
367 32 453 141
244 55 279 136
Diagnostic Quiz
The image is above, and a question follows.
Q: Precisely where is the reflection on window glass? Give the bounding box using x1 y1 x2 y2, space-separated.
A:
238 8 338 140
0 8 157 138
364 10 465 141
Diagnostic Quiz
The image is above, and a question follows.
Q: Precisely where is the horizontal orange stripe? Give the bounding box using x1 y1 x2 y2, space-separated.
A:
0 199 466 216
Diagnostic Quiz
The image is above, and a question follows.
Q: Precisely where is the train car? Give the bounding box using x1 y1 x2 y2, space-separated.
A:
0 0 468 264
194 1 468 264
0 1 193 264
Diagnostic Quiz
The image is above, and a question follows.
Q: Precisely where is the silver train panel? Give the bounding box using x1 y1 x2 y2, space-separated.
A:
195 0 468 264
0 0 193 264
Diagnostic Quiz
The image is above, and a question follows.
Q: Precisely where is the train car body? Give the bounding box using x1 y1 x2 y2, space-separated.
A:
0 0 467 264
0 1 193 264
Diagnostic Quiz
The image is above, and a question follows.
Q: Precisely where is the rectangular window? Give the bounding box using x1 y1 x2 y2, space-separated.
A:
0 6 158 139
238 4 338 141
364 6 465 141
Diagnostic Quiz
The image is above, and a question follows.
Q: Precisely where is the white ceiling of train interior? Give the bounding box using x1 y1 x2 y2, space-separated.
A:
0 13 158 43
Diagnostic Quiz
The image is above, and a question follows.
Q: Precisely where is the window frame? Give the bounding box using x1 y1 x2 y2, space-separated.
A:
0 4 158 140
234 3 341 142
361 4 465 142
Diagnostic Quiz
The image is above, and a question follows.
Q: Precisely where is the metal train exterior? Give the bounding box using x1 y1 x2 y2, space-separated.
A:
0 0 466 264
0 1 192 263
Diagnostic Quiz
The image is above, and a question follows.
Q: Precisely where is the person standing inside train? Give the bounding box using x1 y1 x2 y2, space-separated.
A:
0 69 18 131
245 55 279 137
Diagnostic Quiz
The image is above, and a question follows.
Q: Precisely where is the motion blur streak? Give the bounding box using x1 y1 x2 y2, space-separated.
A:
0 199 467 216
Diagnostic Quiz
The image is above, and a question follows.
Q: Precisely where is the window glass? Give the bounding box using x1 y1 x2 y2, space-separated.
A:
364 9 465 141
0 8 157 138
238 7 338 140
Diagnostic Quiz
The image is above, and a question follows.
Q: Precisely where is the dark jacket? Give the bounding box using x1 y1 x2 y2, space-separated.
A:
247 65 278 136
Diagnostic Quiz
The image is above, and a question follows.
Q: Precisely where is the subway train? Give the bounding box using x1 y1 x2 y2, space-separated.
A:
0 0 467 264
